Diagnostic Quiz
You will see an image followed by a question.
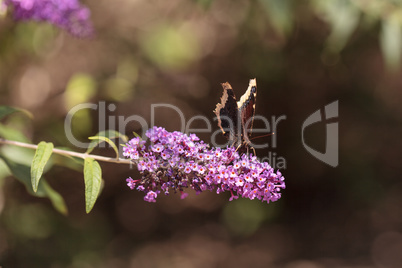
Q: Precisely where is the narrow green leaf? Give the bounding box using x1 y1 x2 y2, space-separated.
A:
54 146 85 166
42 181 68 215
0 155 67 214
0 158 10 181
86 130 128 155
52 151 84 172
31 142 54 192
0 106 33 120
0 142 35 165
87 136 119 157
84 158 102 213
0 155 43 196
0 123 31 142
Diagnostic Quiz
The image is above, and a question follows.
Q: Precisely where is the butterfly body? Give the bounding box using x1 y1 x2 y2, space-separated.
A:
214 79 257 152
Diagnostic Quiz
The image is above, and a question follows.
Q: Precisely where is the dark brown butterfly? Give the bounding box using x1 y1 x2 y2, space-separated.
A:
214 78 257 152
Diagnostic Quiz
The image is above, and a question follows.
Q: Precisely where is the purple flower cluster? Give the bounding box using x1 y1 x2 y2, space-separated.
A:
123 127 285 203
4 0 93 37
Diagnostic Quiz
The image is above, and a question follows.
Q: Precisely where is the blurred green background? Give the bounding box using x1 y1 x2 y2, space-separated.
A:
1 0 402 267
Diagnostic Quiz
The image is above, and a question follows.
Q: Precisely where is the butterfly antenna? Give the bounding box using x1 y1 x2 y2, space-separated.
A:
250 132 275 141
245 133 273 156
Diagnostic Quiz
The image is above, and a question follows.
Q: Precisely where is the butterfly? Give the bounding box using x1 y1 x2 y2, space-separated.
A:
214 78 257 153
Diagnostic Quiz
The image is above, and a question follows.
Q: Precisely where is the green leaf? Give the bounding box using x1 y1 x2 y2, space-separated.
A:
0 123 31 142
84 158 102 213
0 142 35 166
41 182 68 215
52 150 84 172
31 141 54 192
86 130 128 156
88 136 119 157
0 154 68 214
0 155 43 196
54 146 85 165
0 106 33 120
0 158 11 181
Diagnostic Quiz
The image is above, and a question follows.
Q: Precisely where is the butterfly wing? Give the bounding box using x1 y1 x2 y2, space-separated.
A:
214 82 240 144
237 78 257 144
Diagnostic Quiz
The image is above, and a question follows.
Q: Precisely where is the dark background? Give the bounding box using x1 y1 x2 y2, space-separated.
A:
1 0 402 267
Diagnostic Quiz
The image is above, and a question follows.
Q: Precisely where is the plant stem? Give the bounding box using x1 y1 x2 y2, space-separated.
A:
0 138 132 164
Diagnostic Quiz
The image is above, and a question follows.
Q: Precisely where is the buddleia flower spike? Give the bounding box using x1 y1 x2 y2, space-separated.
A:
123 127 285 203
